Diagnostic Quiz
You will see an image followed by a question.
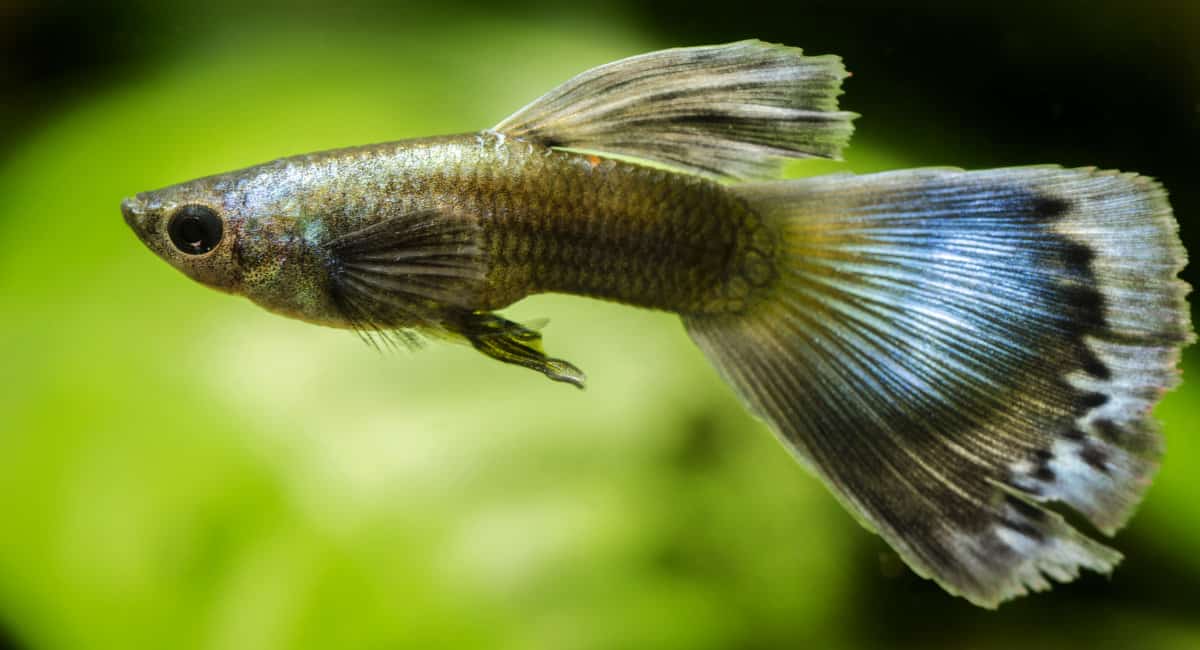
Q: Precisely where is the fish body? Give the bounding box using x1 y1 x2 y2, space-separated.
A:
125 133 765 322
123 40 1192 607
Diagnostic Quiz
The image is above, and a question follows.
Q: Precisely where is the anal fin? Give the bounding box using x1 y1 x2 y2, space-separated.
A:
456 312 587 389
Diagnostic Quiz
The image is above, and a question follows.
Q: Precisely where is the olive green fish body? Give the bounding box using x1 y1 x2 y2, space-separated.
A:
204 134 773 321
463 135 775 315
124 40 1192 609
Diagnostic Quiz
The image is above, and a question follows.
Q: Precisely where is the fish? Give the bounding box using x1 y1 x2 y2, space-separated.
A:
122 40 1192 608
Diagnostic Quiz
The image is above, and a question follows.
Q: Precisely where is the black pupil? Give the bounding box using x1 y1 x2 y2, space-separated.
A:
168 205 222 255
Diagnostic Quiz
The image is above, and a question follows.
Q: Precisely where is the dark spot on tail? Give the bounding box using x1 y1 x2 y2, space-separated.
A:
1094 418 1123 444
1064 427 1087 441
1002 518 1047 542
1078 346 1112 380
1033 465 1057 482
1078 392 1110 409
1061 242 1096 270
1080 445 1110 473
1063 286 1106 326
1002 495 1048 541
1032 195 1072 221
1029 448 1057 483
1005 494 1047 522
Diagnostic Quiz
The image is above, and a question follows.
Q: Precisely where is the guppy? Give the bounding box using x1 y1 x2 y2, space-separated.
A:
123 41 1192 608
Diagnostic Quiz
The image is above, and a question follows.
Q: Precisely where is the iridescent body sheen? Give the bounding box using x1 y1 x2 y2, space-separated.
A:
237 133 773 318
125 132 779 341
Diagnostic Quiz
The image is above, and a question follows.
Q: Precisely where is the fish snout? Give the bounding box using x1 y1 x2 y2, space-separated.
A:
121 196 139 228
121 195 154 235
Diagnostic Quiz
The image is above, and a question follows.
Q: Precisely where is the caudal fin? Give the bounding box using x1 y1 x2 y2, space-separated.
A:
685 167 1191 607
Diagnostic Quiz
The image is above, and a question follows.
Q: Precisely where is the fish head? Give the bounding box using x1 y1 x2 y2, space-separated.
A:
123 174 348 327
122 183 243 294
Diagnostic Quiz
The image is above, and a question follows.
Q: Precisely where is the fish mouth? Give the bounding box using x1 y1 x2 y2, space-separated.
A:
121 196 152 234
121 197 139 227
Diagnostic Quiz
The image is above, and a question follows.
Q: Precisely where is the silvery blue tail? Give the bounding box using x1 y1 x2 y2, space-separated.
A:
685 167 1192 607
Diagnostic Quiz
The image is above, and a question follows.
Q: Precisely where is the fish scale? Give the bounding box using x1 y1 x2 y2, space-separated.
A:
401 134 764 313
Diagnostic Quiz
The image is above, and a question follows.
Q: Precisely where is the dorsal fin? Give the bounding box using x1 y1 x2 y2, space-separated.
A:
493 40 856 181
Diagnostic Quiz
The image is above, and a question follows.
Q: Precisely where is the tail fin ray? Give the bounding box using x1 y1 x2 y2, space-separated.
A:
686 167 1191 607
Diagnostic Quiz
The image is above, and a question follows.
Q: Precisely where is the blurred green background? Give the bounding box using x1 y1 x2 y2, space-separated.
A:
1 1 1198 649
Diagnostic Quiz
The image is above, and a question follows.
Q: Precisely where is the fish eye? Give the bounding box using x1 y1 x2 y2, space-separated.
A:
168 205 223 255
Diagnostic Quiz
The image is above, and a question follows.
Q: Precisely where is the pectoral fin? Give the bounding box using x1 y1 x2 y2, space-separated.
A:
324 208 486 347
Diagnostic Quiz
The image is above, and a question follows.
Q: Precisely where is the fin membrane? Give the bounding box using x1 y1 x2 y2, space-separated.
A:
324 209 485 346
686 167 1191 607
494 39 856 181
324 210 587 388
456 312 586 388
